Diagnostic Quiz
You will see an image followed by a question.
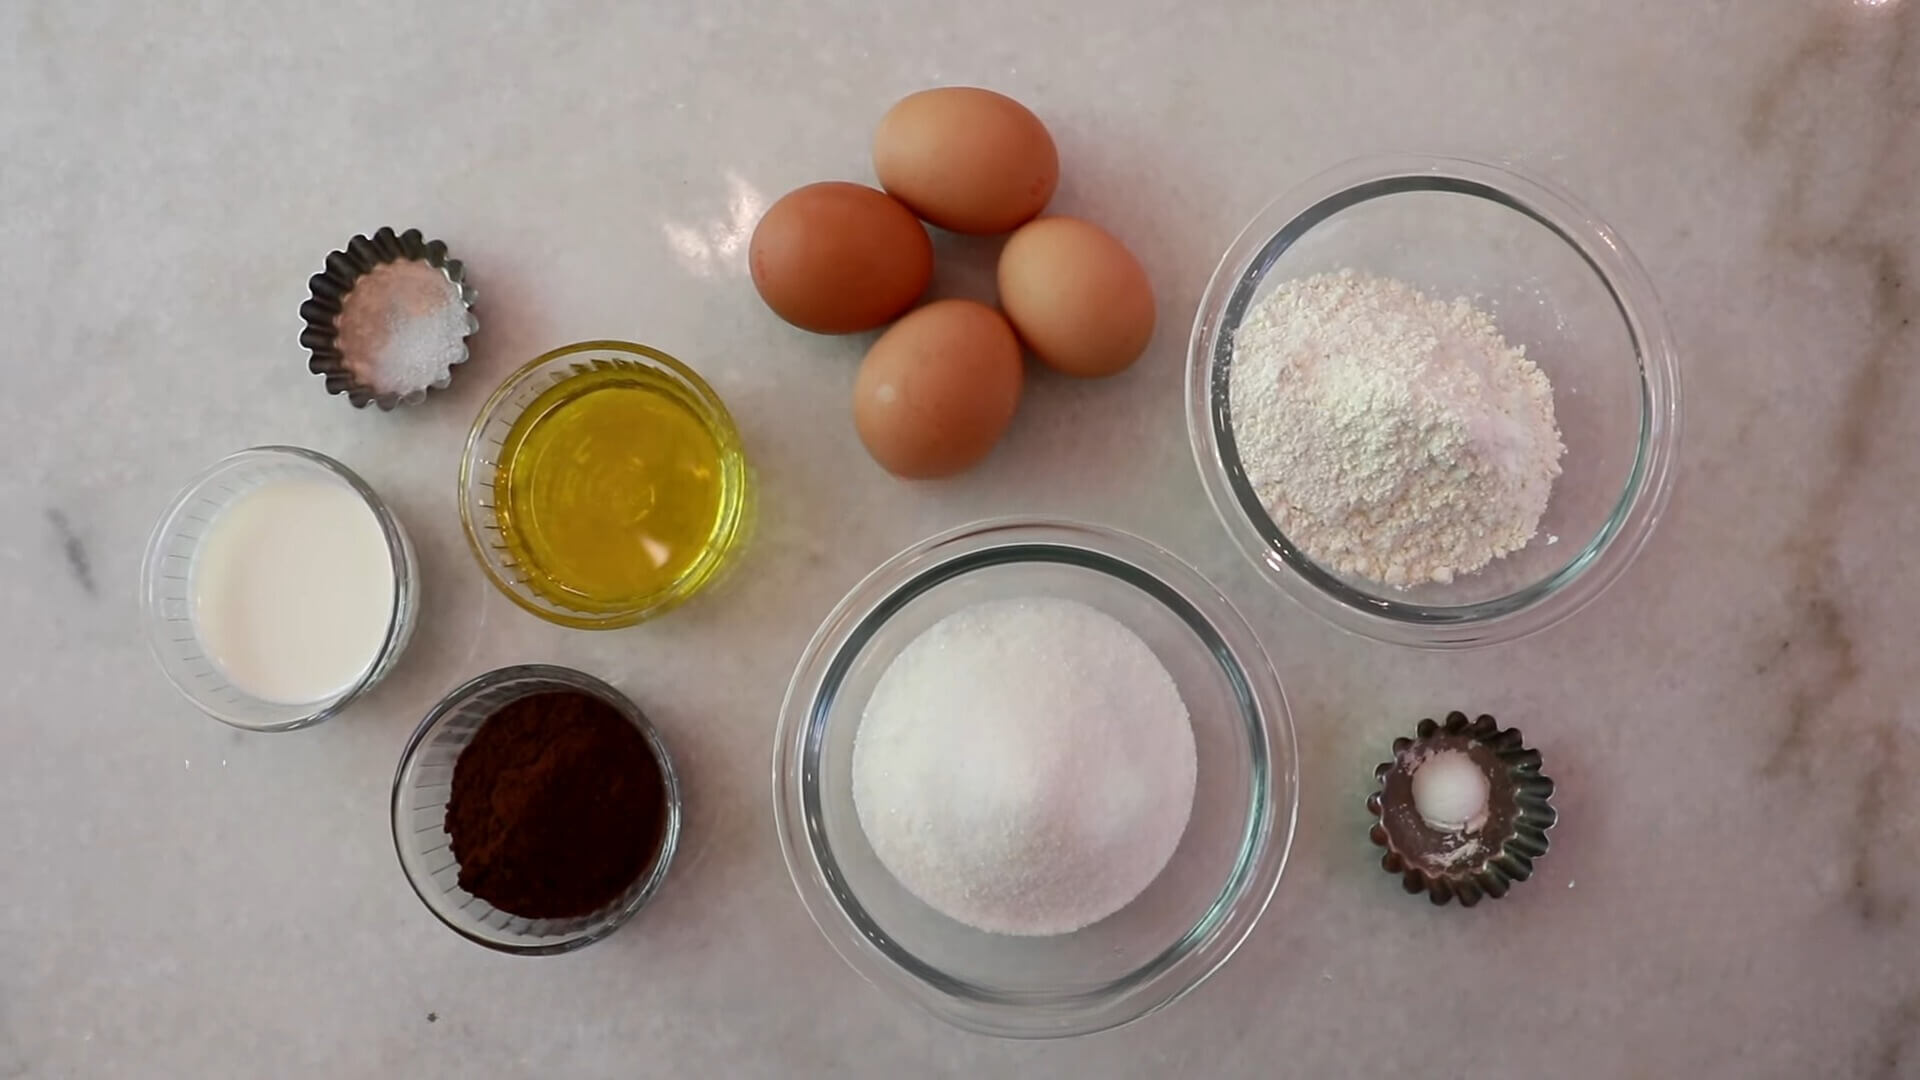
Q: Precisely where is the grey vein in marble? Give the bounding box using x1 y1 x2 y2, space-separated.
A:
1744 0 1916 934
44 508 96 596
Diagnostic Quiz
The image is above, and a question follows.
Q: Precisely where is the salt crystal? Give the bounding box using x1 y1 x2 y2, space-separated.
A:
334 261 469 396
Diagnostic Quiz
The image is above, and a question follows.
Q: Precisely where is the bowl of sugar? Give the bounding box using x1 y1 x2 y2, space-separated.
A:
774 519 1297 1038
1188 155 1681 648
141 446 419 731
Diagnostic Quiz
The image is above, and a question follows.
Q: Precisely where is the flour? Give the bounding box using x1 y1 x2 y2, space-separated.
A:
1229 270 1564 587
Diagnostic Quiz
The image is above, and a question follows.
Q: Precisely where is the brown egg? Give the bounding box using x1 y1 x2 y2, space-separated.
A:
997 216 1156 377
853 299 1024 478
750 181 933 334
872 88 1058 236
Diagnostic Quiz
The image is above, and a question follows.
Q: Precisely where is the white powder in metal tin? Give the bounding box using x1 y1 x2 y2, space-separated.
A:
851 597 1197 937
1229 270 1564 587
1410 749 1490 834
334 260 469 396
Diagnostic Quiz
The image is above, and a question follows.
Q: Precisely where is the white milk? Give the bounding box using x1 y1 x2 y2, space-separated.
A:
190 478 395 705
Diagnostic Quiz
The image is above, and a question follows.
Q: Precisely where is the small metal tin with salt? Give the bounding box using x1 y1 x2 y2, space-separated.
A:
300 227 478 410
1367 710 1556 907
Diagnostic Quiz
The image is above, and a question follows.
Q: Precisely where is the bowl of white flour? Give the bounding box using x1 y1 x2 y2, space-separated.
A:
1188 155 1680 648
773 519 1297 1037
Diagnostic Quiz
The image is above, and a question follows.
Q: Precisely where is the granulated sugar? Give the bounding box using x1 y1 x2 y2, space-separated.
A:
1229 269 1564 587
851 597 1196 937
334 260 470 396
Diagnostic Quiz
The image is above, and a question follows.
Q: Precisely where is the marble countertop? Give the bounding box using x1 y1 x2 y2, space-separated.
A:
5 1 1917 1076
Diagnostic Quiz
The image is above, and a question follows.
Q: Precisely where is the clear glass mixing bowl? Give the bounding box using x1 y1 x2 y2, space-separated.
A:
1187 155 1681 648
774 519 1297 1038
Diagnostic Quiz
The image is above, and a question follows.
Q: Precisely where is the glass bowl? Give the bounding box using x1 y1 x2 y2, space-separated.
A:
1187 155 1681 648
390 664 682 955
458 340 752 630
139 445 419 731
774 519 1297 1038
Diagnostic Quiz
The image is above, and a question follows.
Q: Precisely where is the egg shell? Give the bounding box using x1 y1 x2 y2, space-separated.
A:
873 88 1059 236
997 216 1156 378
853 299 1025 479
750 181 933 334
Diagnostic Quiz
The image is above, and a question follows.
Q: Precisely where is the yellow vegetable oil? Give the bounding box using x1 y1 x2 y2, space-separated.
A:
490 355 747 621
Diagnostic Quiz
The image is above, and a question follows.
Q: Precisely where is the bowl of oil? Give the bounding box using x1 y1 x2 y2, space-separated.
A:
459 340 752 629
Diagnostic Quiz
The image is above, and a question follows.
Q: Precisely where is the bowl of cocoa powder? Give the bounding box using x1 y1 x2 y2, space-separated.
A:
391 664 680 953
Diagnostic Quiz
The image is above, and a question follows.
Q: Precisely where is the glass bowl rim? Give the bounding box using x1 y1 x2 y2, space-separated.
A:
1185 153 1682 649
389 662 684 955
138 444 413 732
772 517 1299 1038
456 339 749 630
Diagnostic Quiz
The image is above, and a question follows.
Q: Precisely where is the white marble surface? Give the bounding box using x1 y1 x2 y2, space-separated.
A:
5 0 1918 1075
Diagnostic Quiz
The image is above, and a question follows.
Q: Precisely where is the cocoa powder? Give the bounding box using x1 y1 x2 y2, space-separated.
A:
444 689 667 920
